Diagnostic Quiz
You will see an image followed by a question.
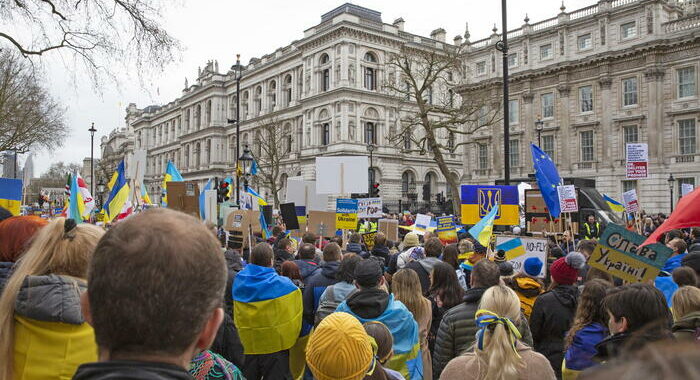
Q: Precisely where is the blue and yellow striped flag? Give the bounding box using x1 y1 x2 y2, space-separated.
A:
0 178 22 216
468 202 500 247
604 194 625 213
68 171 85 223
161 161 183 206
103 160 130 222
496 237 527 260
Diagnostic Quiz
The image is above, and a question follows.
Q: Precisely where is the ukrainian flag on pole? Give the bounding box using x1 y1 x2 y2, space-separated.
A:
0 178 22 216
68 171 85 223
604 194 625 213
469 202 499 247
104 160 130 222
161 161 183 206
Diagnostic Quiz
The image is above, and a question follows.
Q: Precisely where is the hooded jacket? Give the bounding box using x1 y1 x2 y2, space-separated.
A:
293 259 320 281
73 361 192 380
530 285 579 379
302 260 341 326
672 311 700 341
346 242 368 258
562 322 608 379
13 274 97 380
405 257 441 296
505 275 544 319
371 245 391 265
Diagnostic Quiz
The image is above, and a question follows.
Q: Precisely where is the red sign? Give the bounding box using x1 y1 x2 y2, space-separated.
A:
626 162 648 179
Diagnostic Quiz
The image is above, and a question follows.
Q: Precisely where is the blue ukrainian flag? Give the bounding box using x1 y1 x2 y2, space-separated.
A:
103 160 130 222
496 237 526 260
198 179 212 220
461 185 519 226
0 178 22 216
232 264 302 355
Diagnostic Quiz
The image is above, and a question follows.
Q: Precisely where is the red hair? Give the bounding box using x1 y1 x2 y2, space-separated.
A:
0 216 49 262
281 261 302 281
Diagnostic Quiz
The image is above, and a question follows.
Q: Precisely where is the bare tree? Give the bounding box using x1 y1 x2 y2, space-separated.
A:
1 0 180 87
252 117 298 207
40 161 82 180
0 51 68 152
385 43 501 216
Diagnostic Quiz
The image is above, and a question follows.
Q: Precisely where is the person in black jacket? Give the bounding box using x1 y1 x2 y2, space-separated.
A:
293 243 320 282
688 227 700 255
274 237 295 270
530 251 586 379
405 237 443 296
370 232 390 265
302 243 342 326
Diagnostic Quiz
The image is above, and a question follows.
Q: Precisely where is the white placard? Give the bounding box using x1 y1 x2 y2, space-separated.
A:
622 189 640 213
315 156 369 194
240 193 254 211
358 198 383 218
557 185 579 213
285 177 328 211
626 143 648 179
495 236 549 278
682 183 694 197
204 190 217 224
413 213 432 235
130 149 148 186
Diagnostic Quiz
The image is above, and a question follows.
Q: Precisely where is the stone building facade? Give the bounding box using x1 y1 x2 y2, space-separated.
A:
459 0 700 213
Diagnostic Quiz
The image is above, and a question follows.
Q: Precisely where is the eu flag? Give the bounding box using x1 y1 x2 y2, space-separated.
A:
531 143 561 218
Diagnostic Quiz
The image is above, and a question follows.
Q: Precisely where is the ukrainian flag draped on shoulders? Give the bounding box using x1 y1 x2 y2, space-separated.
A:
336 294 423 380
232 264 302 355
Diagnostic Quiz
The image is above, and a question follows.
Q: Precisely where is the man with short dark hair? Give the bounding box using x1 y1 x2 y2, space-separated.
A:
74 208 227 379
303 242 342 326
274 237 295 269
294 243 320 281
433 260 533 378
346 233 367 258
405 237 443 295
688 227 700 254
582 214 601 240
233 242 302 380
302 231 323 259
370 232 390 264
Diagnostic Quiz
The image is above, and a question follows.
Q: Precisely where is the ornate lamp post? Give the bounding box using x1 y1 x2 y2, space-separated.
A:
668 174 675 213
535 117 544 147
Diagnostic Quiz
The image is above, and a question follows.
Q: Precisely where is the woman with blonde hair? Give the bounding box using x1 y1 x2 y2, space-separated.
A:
441 285 555 380
0 218 104 380
671 285 700 341
392 269 432 379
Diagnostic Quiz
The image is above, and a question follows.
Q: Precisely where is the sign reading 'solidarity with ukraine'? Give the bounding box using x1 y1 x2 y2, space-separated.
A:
336 198 359 230
461 185 519 226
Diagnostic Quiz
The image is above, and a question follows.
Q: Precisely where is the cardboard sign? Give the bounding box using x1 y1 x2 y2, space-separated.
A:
436 215 458 244
588 223 673 283
461 185 520 226
623 189 640 213
315 156 369 194
308 211 337 238
525 190 574 234
358 198 383 218
557 185 579 213
362 232 377 251
682 184 694 197
280 202 300 230
378 219 399 242
166 181 200 218
495 236 548 278
626 143 648 179
224 210 262 250
336 198 359 230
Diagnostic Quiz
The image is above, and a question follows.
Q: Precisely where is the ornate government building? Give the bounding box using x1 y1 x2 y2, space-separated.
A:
105 0 699 213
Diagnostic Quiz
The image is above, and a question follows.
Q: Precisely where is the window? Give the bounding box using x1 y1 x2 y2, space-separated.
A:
364 52 377 63
623 125 639 145
578 33 592 50
364 67 375 90
447 71 454 82
478 106 488 126
678 178 696 199
476 61 486 75
540 44 552 60
322 69 330 91
508 53 518 68
542 135 555 159
622 77 638 106
401 171 416 197
679 119 697 155
541 93 554 118
322 123 330 145
448 89 455 107
447 132 455 151
580 130 594 162
478 143 488 169
404 132 411 150
365 122 376 144
508 99 519 125
621 22 637 39
579 86 593 113
320 53 330 65
286 135 292 153
425 87 433 105
622 180 637 194
509 139 520 167
678 67 696 98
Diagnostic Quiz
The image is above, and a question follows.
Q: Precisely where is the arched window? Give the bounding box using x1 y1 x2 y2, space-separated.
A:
185 109 191 131
364 52 377 63
254 86 262 116
206 100 212 125
423 172 437 201
195 104 202 129
403 131 411 150
322 123 330 145
195 142 201 167
242 91 249 119
322 68 330 92
448 132 455 151
401 171 416 197
184 145 190 168
320 53 330 65
269 81 277 108
284 123 292 153
448 89 455 107
229 96 237 119
364 67 375 90
206 139 211 163
365 122 376 145
284 74 293 106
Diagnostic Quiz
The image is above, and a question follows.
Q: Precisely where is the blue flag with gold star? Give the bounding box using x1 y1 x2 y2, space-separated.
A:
531 143 561 218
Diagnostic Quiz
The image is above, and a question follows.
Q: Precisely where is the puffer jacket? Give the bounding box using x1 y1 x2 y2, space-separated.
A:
432 287 534 378
293 259 320 281
346 242 367 258
302 260 341 326
505 274 544 319
14 274 97 380
672 311 700 341
530 285 579 379
562 322 608 380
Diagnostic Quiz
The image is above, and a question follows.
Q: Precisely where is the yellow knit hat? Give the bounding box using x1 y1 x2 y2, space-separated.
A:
306 312 374 380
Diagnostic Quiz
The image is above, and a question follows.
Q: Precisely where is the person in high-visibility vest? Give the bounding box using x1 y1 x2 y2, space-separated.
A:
582 215 601 240
358 219 378 234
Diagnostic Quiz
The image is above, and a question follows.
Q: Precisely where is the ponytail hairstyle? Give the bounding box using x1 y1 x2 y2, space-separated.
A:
0 218 104 380
474 285 524 380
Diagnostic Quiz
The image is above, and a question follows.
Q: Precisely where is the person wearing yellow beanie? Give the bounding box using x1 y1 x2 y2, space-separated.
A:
306 312 376 380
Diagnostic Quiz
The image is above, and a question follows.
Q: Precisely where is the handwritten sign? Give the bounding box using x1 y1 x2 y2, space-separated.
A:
588 223 673 283
495 236 548 278
358 198 383 218
336 198 359 230
362 231 377 251
622 189 640 213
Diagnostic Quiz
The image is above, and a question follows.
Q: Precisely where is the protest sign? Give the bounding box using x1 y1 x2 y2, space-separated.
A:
378 219 399 241
315 157 369 194
362 232 377 251
285 177 328 211
588 223 673 283
358 198 383 218
280 202 300 230
413 213 432 235
682 183 694 197
295 206 307 225
436 215 458 244
495 236 548 278
557 185 579 213
622 189 640 213
461 185 519 225
336 198 359 230
308 211 336 238
626 143 648 179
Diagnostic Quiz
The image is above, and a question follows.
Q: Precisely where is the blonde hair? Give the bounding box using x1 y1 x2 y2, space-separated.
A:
474 285 523 380
391 269 428 323
0 218 104 380
672 286 700 321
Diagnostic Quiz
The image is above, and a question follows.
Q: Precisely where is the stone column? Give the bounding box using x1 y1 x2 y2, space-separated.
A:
598 76 613 168
644 66 665 164
522 91 534 166
557 84 571 171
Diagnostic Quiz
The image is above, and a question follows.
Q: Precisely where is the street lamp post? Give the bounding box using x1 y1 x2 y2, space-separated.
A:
239 145 254 192
89 122 97 197
535 117 544 147
367 143 376 195
96 179 106 211
495 0 510 185
228 54 243 206
668 174 675 213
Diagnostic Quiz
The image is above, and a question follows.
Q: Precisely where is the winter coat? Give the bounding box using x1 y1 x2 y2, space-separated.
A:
293 259 320 281
505 275 544 319
397 247 425 270
73 361 193 380
210 312 246 370
689 239 700 255
562 323 608 380
415 297 433 380
273 247 294 270
0 260 13 293
315 281 357 326
346 242 368 258
190 350 245 380
302 260 341 326
371 245 391 265
530 285 579 379
662 253 687 274
432 287 534 378
405 257 442 296
672 311 700 341
439 341 556 380
13 274 97 380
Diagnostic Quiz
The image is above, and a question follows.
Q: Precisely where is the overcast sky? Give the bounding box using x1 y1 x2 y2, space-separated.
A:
32 0 594 176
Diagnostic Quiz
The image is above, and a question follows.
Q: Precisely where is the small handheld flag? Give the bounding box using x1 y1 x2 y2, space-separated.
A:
468 202 499 247
603 194 625 213
495 238 526 260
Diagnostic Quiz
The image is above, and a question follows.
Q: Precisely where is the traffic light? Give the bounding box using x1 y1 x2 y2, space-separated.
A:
371 182 380 197
217 181 230 203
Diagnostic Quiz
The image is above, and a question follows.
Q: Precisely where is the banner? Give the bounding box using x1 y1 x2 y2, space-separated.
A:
682 183 694 197
557 185 579 213
622 189 640 213
436 215 458 244
358 198 383 218
626 143 648 179
315 157 369 194
495 236 548 278
362 231 377 251
336 198 359 230
461 185 519 225
588 223 673 283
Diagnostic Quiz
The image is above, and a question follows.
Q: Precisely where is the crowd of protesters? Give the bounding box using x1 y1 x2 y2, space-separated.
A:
2 204 700 380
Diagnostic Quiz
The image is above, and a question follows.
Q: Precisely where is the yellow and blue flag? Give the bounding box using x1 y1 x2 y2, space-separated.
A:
104 160 130 222
468 202 499 247
161 161 183 206
68 171 85 223
245 186 268 206
232 264 302 355
0 178 22 216
531 143 562 218
223 176 233 199
199 179 212 220
461 185 519 226
604 194 625 213
140 183 152 205
496 237 526 260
